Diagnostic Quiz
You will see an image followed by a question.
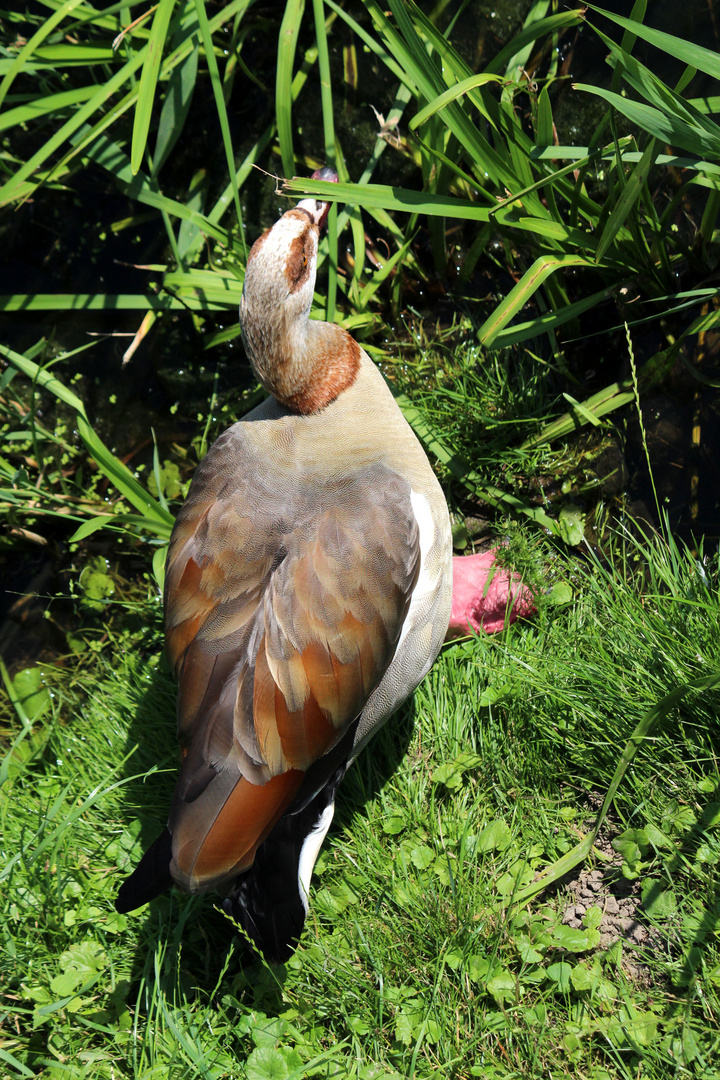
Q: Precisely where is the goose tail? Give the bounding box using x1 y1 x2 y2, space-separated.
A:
115 827 173 913
225 766 345 964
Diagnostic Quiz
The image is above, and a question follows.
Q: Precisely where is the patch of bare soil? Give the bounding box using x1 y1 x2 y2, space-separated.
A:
561 823 663 985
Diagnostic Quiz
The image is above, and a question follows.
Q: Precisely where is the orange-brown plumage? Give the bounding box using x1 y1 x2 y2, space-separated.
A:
286 330 361 414
174 770 304 887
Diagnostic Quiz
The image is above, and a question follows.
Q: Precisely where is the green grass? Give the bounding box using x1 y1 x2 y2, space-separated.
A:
2 2 720 1075
2 519 720 1078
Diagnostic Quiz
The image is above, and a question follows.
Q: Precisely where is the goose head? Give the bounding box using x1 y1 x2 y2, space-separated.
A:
240 168 360 414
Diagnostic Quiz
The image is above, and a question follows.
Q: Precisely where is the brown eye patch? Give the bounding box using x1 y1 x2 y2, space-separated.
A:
285 232 312 293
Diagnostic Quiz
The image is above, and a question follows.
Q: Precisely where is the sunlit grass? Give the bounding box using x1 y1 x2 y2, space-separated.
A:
2 521 720 1078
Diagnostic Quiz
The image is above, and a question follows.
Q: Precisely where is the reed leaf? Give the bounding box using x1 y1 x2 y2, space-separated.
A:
595 137 658 264
284 178 496 220
0 294 174 312
409 73 505 131
312 0 338 320
1 346 174 535
152 5 200 176
477 255 596 348
193 0 245 254
0 47 147 206
487 286 617 350
0 0 86 111
277 0 305 177
588 4 720 81
131 0 176 175
0 86 96 133
575 85 720 161
80 134 228 243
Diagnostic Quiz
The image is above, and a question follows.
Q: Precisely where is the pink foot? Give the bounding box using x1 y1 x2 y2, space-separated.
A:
446 549 536 639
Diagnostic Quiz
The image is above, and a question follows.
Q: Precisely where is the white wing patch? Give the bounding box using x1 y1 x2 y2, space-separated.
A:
396 489 437 654
297 801 335 913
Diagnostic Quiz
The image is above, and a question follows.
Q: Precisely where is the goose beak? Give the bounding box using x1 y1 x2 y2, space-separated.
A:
295 166 338 229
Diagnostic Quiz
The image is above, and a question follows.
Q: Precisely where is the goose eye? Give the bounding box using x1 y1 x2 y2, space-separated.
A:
294 248 308 278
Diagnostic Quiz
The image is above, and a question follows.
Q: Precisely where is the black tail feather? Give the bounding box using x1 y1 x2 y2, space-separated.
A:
225 765 346 964
226 869 306 965
115 827 173 913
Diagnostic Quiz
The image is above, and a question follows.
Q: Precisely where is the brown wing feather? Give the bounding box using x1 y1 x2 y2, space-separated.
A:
162 433 420 895
172 769 305 891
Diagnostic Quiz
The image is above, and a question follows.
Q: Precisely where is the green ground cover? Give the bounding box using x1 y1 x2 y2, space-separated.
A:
2 510 720 1077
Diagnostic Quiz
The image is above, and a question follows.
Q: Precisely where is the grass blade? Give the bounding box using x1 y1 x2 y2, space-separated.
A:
277 0 306 177
1 345 174 532
0 1046 34 1078
477 255 595 347
395 393 560 536
521 344 679 447
131 0 176 175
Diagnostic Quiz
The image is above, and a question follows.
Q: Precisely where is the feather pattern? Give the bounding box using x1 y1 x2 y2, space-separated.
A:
162 446 421 892
115 181 454 960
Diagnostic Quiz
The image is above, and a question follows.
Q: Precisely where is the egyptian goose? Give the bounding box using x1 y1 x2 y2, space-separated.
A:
116 169 453 962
